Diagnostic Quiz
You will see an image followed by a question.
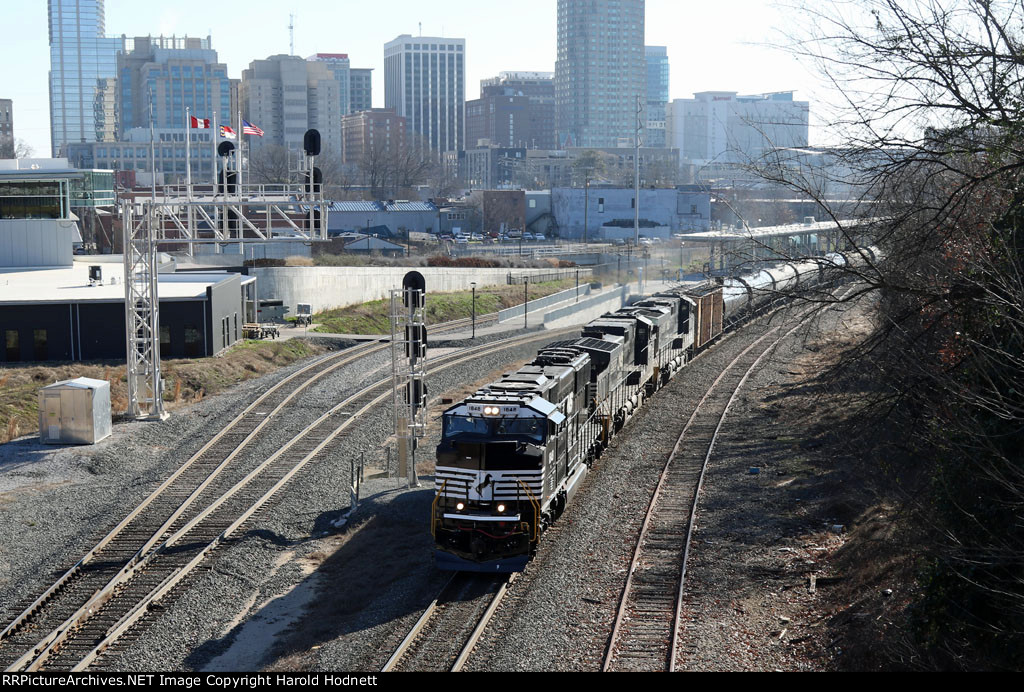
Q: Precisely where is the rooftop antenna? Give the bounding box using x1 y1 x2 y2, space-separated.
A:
419 22 422 37
289 14 295 56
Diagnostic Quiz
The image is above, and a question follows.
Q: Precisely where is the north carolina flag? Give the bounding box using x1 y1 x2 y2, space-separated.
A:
220 125 237 140
189 116 211 129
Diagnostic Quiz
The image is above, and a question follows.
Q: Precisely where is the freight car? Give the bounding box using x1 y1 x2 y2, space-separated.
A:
431 252 873 572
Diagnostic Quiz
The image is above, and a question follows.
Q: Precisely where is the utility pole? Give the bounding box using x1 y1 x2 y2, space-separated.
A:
471 281 477 339
634 94 643 248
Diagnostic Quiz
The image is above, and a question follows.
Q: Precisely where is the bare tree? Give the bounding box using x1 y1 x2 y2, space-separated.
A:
750 0 1024 669
571 149 611 186
0 138 33 160
246 143 292 185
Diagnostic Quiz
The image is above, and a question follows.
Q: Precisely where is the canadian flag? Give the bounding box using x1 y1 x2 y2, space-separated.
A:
190 116 211 129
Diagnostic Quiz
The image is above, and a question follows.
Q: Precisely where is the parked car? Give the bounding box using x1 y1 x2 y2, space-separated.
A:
471 232 485 242
613 238 627 246
534 234 547 243
523 232 536 241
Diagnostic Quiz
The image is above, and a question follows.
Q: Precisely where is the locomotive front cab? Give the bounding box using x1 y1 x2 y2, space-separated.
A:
434 398 562 572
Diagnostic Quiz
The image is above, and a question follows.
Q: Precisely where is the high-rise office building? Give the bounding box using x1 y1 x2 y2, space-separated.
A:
306 56 375 116
0 100 13 155
384 35 465 154
116 36 232 134
471 72 556 150
48 0 123 155
645 46 669 148
555 0 645 148
307 54 351 116
93 78 117 142
350 68 374 113
241 55 342 156
342 108 406 165
666 91 810 165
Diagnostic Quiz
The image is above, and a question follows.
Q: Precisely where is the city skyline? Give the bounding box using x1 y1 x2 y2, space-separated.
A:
3 1 824 158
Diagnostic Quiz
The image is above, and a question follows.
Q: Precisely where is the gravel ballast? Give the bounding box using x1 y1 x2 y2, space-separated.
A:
0 295 868 672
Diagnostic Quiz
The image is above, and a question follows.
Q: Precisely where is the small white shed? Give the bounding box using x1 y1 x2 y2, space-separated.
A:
38 377 112 445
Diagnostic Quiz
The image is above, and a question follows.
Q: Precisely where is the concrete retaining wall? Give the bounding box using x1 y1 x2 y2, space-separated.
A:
498 284 593 322
251 266 569 313
542 285 631 330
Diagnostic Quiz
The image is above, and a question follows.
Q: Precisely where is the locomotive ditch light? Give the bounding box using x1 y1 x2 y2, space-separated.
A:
457 503 466 511
497 504 506 513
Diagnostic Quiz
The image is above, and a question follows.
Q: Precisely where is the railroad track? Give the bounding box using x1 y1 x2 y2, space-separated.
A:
382 574 515 672
600 291 853 672
0 326 573 672
0 315 493 669
602 304 823 672
0 338 389 667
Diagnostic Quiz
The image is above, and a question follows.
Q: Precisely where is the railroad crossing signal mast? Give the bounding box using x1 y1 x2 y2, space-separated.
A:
391 272 428 487
121 129 328 419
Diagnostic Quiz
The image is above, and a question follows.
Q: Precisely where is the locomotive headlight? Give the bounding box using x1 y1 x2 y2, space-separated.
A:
483 406 500 416
497 504 506 513
456 502 465 511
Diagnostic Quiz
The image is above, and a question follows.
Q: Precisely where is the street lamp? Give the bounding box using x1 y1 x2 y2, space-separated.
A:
583 177 590 247
471 282 477 339
524 278 529 329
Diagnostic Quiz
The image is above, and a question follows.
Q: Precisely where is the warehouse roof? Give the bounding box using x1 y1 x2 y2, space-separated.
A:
0 260 254 306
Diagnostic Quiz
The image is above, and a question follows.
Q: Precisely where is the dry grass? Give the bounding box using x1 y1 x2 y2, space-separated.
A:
0 340 327 443
284 256 315 267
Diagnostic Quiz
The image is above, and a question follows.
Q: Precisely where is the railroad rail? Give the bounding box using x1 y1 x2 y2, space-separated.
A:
0 327 574 672
382 574 515 672
0 339 388 665
602 300 836 672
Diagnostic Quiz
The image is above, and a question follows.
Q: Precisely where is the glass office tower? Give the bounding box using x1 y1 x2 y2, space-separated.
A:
555 0 645 148
645 46 670 148
48 0 122 155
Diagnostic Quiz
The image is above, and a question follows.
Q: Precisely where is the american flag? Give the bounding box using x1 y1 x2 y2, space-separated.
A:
242 120 264 137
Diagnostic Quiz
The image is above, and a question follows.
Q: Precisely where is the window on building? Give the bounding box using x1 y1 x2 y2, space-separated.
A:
598 198 605 213
184 325 202 357
160 325 171 354
33 329 47 360
5 330 19 362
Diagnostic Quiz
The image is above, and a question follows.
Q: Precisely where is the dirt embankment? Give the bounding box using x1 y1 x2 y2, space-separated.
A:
679 300 925 671
0 339 329 444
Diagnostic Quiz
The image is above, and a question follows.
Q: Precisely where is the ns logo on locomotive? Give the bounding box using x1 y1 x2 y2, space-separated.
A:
431 250 879 572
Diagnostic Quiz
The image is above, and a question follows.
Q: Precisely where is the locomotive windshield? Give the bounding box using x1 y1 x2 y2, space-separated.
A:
443 414 546 443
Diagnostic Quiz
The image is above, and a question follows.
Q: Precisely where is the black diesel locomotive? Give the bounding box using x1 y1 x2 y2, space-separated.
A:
432 252 873 572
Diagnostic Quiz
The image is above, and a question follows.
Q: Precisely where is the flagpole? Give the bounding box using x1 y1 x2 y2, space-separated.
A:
186 106 194 257
212 111 217 190
185 106 192 193
237 109 243 245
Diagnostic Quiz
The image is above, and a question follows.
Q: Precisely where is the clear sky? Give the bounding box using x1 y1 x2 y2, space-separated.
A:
4 0 829 156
